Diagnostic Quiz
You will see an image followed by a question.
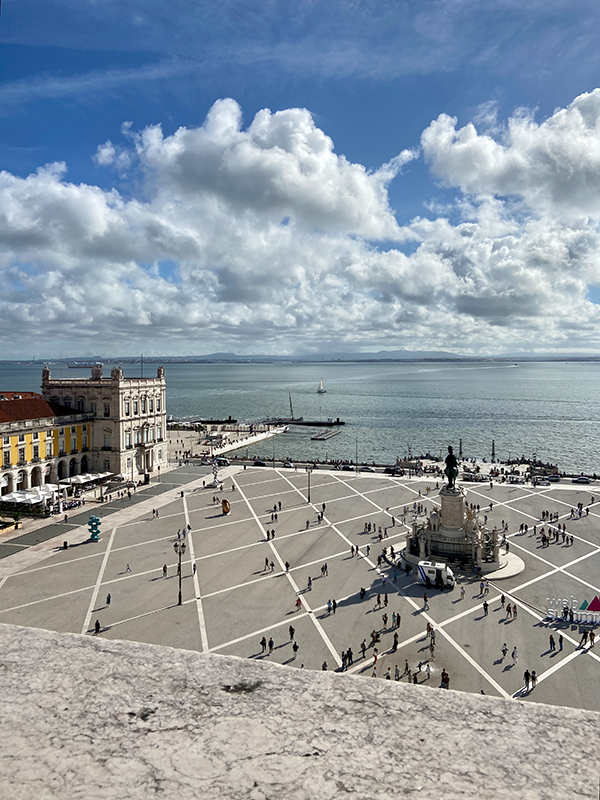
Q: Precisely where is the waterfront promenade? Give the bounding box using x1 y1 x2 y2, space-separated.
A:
0 463 599 711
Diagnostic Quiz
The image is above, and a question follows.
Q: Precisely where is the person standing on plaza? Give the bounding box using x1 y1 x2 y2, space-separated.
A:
264 557 269 571
289 625 295 641
559 634 564 651
332 599 337 614
512 646 519 666
292 642 299 658
106 593 111 606
94 619 101 635
501 643 508 660
590 630 596 648
549 634 556 652
268 637 274 654
423 592 429 610
260 636 267 653
361 639 367 659
307 576 312 591
483 600 489 616
513 604 518 619
163 564 168 578
531 670 537 689
524 669 531 691
327 599 332 614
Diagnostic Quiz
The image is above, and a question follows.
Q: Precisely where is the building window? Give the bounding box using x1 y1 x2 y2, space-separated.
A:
158 449 162 460
2 436 9 445
104 403 110 417
33 444 39 460
18 447 26 464
82 435 88 450
104 459 110 471
59 437 65 455
103 434 111 449
141 399 146 413
157 426 162 441
91 403 97 416
59 428 65 436
134 430 139 445
157 398 161 411
18 434 25 443
3 451 10 467
125 401 130 415
71 426 76 434
33 431 39 441
134 401 139 414
77 399 84 411
149 399 154 412
144 428 149 443
46 442 53 458
149 427 154 441
126 433 131 447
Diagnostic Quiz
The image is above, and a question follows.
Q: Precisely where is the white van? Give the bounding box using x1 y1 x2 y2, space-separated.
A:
417 561 455 590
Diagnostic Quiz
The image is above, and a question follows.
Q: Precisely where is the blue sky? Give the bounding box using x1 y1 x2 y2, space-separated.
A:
2 0 600 357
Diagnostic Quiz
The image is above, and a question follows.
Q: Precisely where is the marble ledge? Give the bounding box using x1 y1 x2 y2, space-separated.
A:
0 622 598 800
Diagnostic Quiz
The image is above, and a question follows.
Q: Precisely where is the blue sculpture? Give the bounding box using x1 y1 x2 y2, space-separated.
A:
88 515 101 542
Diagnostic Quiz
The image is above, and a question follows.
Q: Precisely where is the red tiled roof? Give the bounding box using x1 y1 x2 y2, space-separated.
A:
0 396 83 424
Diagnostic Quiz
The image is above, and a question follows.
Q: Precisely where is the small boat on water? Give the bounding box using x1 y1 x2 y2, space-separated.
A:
311 429 340 441
317 378 326 394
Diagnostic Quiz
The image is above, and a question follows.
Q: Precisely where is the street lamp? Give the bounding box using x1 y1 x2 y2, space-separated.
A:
305 465 313 504
173 541 186 605
157 465 161 483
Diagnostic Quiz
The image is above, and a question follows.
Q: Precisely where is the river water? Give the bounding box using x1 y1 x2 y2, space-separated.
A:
2 360 599 473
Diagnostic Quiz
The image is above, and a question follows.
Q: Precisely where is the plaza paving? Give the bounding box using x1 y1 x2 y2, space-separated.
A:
1 464 599 712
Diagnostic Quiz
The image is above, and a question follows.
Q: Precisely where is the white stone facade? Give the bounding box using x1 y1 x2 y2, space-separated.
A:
41 365 168 480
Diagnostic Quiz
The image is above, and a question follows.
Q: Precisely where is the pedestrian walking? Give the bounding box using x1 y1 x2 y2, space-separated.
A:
270 561 275 572
94 619 101 635
193 562 197 575
285 561 290 572
531 670 537 689
377 593 381 607
264 557 269 571
429 642 435 660
500 594 505 609
289 625 295 641
295 598 302 611
307 576 312 591
512 646 519 666
327 599 333 614
580 629 589 648
513 604 518 619
125 564 132 573
423 593 429 610
106 593 111 606
590 630 596 648
361 639 367 659
260 636 267 653
483 600 489 616
559 634 563 651
549 634 556 651
268 637 274 654
384 593 388 607
382 613 388 628
163 564 168 578
292 641 299 658
332 599 337 614
524 669 531 691
501 643 508 659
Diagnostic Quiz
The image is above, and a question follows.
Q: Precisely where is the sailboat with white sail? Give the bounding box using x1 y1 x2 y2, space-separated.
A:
317 378 326 394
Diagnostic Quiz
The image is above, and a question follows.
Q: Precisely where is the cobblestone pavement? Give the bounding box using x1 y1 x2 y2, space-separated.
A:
1 464 599 711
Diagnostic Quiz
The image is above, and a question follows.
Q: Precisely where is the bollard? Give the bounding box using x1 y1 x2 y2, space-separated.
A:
63 541 68 550
181 490 184 498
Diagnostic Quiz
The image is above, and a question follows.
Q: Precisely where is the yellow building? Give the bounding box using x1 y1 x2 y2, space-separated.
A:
0 392 91 494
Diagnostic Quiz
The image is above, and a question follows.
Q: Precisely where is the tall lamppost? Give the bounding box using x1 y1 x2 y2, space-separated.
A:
305 465 313 504
173 541 186 605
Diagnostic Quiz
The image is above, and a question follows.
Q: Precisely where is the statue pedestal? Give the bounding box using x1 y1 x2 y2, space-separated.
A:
439 486 464 532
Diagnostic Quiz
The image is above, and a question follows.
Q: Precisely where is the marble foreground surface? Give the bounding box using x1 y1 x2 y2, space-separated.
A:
1 623 598 800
